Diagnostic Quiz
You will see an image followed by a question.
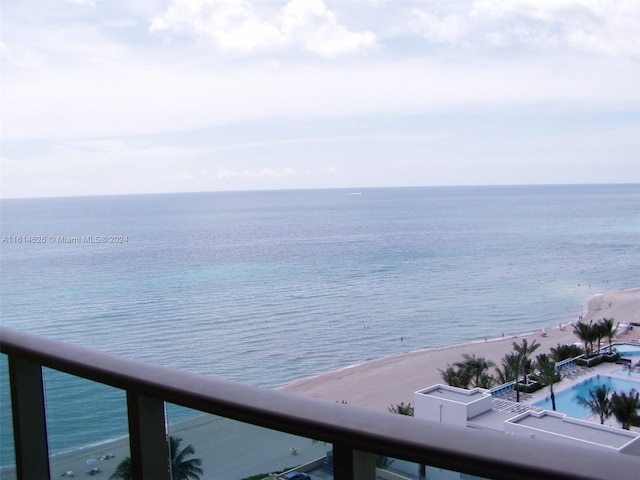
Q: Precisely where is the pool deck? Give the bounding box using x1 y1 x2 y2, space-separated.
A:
515 348 640 432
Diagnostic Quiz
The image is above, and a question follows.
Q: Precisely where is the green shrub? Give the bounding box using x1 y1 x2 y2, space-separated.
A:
518 381 543 394
576 355 604 367
533 372 562 386
602 352 621 363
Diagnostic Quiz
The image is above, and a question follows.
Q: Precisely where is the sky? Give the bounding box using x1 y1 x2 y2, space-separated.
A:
1 0 639 198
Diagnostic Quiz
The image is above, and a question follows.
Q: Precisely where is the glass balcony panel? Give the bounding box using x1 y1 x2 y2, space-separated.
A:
376 457 491 480
42 368 130 480
0 354 16 475
166 404 330 480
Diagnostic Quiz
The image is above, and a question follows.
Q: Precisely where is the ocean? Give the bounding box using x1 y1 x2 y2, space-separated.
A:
1 184 639 466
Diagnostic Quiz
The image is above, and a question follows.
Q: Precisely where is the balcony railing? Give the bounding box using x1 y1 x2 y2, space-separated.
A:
1 326 638 480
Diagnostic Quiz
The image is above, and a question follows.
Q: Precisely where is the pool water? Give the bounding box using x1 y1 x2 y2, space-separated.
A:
534 375 640 419
612 343 640 356
612 369 640 379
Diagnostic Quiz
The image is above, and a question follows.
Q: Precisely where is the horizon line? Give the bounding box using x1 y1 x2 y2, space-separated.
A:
1 181 638 201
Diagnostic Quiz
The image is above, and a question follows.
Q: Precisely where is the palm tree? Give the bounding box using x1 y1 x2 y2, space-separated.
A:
109 456 132 480
573 321 596 357
501 352 523 402
513 338 540 386
453 353 496 388
599 317 616 353
577 385 611 424
610 390 640 430
494 352 519 384
439 365 472 389
170 437 203 480
594 321 607 355
109 436 202 480
536 353 559 411
549 343 583 362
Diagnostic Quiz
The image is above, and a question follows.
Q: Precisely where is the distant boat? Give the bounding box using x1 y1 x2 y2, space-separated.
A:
349 192 362 195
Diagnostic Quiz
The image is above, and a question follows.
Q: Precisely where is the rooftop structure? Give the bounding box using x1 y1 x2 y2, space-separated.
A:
506 410 640 454
413 385 493 424
415 383 640 456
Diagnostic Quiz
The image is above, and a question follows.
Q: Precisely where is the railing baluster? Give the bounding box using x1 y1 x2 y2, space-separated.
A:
353 450 376 479
127 392 171 480
8 356 50 480
332 442 352 480
333 444 376 480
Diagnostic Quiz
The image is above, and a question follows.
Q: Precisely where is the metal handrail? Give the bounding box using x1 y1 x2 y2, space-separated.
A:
1 326 639 479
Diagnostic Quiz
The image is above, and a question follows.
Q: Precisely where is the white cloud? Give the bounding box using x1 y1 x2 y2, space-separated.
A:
471 0 640 57
150 0 376 57
406 0 640 58
281 0 376 57
150 0 285 54
1 0 638 197
410 10 468 45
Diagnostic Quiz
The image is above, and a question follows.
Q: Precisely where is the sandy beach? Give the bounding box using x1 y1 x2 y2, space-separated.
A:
283 288 640 410
4 288 639 480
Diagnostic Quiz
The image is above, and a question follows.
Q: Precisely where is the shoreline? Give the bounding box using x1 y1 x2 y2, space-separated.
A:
2 288 639 479
282 288 640 409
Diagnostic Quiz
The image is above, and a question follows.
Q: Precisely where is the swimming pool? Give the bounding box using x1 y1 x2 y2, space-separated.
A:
612 343 640 356
533 375 640 419
612 368 640 379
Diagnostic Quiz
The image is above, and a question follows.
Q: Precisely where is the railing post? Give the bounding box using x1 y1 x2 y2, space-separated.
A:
332 443 352 480
8 356 51 480
333 443 376 480
127 392 171 480
353 450 377 479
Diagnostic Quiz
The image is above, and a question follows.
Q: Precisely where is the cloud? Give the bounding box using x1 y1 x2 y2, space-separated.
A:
281 0 376 57
473 0 640 57
150 0 376 57
408 0 640 58
1 0 638 198
150 0 285 54
410 10 468 45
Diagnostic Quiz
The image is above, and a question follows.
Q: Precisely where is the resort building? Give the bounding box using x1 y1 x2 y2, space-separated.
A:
414 384 640 456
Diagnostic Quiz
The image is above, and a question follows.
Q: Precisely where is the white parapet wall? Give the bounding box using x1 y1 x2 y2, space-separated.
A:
414 384 493 425
413 381 640 459
504 409 640 453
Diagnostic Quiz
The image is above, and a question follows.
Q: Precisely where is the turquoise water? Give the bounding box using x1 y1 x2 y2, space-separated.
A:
534 375 640 418
1 184 639 464
614 344 640 356
612 369 640 379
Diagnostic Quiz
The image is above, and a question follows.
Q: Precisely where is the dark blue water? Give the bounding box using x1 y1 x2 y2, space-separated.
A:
1 184 639 465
